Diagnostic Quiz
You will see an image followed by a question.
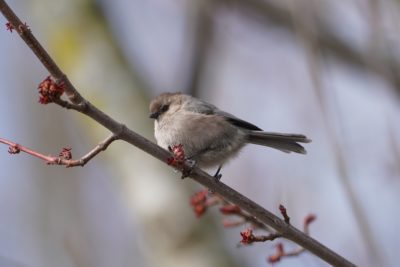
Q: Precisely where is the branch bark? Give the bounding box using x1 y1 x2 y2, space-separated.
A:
0 0 356 266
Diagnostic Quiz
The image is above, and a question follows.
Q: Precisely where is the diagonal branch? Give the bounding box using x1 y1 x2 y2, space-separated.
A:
0 1 355 266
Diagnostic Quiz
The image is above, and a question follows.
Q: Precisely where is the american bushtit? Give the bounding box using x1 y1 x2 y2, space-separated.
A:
149 92 310 177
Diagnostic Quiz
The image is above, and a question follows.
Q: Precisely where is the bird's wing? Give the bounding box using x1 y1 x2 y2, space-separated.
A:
213 110 262 131
183 97 262 131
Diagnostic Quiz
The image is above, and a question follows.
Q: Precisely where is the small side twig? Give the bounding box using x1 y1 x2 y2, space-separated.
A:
66 134 120 167
0 134 119 167
190 190 270 230
221 203 268 230
240 228 281 244
190 194 317 265
268 214 316 264
279 204 290 224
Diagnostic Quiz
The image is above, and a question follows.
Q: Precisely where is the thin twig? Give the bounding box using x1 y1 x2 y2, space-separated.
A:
0 1 356 266
185 0 214 96
240 228 281 244
0 135 119 167
279 204 290 224
215 196 272 230
267 214 316 263
65 134 120 167
268 243 305 264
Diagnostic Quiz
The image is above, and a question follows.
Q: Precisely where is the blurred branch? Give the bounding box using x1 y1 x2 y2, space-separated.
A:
185 1 214 97
221 0 400 94
0 1 356 266
389 125 400 175
287 1 384 265
94 1 156 97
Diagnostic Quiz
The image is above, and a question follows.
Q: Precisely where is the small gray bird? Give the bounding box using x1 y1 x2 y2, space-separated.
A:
149 92 311 178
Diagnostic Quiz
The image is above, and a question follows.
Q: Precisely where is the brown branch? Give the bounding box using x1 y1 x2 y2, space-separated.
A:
0 1 356 266
0 134 119 167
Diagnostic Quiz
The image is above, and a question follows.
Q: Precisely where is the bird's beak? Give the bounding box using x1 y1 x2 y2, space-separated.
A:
149 111 160 119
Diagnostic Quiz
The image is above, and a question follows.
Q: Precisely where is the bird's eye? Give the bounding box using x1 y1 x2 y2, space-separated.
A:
160 104 169 113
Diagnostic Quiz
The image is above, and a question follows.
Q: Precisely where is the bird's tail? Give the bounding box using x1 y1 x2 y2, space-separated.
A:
247 132 311 154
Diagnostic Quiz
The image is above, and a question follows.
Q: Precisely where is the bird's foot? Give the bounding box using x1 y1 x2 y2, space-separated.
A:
186 159 196 168
213 165 223 182
213 173 222 182
167 144 193 178
181 159 196 179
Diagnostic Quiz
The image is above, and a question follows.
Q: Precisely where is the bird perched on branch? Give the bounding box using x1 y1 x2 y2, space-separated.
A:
149 92 311 179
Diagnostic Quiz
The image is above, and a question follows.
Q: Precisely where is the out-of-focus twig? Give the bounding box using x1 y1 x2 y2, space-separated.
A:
388 123 400 177
220 0 400 96
185 0 214 97
286 1 384 265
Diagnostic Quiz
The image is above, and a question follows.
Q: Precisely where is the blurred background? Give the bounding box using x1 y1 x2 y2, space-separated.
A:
1 0 400 266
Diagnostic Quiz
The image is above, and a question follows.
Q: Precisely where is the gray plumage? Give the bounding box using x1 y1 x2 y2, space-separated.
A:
149 92 311 168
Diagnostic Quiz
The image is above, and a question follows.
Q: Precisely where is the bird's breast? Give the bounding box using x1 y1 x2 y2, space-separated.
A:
154 118 183 150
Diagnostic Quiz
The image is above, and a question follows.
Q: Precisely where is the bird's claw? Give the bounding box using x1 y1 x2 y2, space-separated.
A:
213 173 222 182
181 159 196 179
186 159 196 168
212 165 223 182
